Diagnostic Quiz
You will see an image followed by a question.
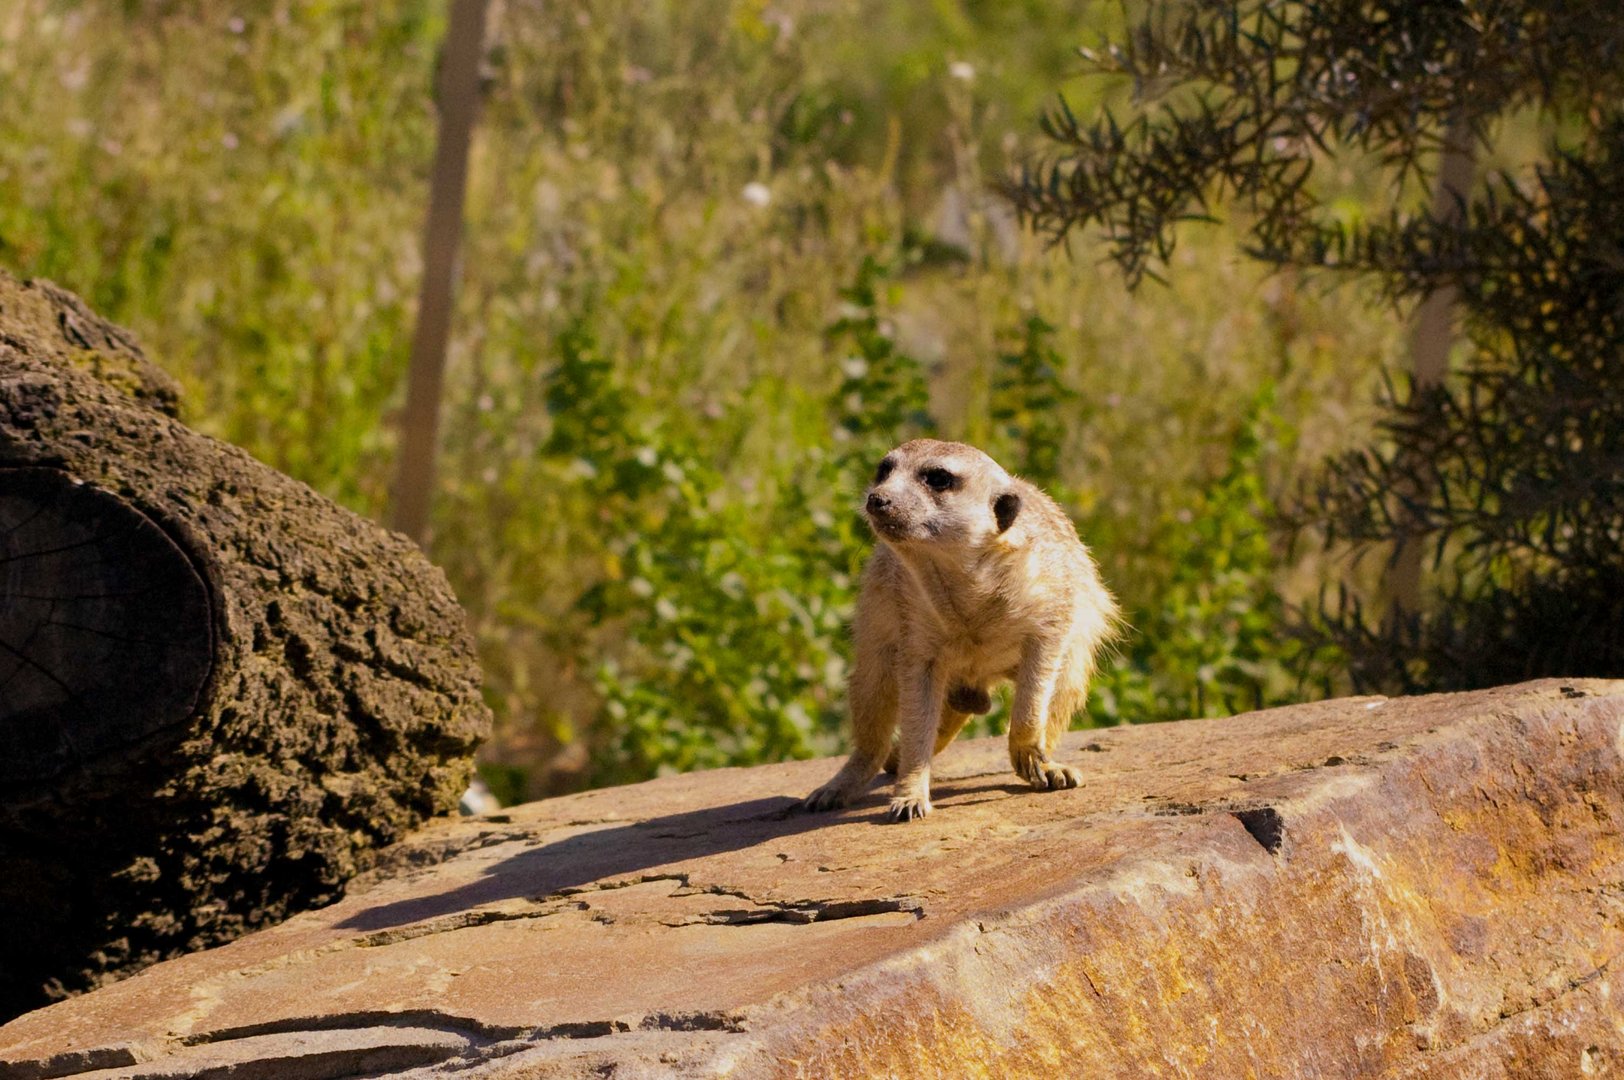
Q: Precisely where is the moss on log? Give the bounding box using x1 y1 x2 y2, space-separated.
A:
0 272 491 1020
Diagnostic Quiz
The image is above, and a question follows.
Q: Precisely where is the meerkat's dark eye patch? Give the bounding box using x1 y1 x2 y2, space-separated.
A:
874 458 895 484
921 467 958 492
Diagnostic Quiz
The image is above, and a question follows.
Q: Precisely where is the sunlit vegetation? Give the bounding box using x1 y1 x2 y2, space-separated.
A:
0 1 1402 799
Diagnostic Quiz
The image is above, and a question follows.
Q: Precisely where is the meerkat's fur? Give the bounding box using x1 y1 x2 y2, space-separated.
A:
804 439 1119 822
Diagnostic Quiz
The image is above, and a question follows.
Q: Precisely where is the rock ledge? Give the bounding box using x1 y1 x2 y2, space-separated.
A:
3 680 1622 1078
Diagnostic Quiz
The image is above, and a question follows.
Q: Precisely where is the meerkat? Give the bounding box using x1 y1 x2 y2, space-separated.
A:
804 438 1119 822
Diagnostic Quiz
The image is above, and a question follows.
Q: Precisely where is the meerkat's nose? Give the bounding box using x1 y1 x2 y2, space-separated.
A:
866 492 891 515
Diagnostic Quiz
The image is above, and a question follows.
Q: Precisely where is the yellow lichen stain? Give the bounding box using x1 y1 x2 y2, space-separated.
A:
1118 993 1150 1046
1154 941 1198 1003
1440 808 1474 832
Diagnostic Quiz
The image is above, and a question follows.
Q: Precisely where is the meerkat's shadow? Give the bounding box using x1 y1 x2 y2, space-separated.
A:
338 793 830 933
925 778 1035 803
337 772 1038 934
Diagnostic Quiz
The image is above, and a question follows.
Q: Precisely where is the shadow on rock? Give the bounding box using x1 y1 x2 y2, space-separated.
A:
336 773 1029 934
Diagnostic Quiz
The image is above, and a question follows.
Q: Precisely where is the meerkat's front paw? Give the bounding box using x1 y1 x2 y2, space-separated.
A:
886 792 932 822
1010 745 1083 791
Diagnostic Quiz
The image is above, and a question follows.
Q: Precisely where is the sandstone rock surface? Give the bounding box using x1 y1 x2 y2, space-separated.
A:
4 680 1623 1078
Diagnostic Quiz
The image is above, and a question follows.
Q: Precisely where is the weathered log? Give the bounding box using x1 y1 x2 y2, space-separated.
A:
0 272 491 1020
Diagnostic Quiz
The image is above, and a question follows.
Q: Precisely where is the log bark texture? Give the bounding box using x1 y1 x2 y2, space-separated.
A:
0 272 491 1020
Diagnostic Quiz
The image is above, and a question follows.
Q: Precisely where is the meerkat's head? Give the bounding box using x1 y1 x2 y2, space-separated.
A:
862 439 1022 550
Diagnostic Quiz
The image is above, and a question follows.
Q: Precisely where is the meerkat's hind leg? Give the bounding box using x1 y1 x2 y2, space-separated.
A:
932 704 975 756
804 652 897 812
881 681 988 771
805 748 888 812
882 702 974 774
886 671 944 822
805 737 889 811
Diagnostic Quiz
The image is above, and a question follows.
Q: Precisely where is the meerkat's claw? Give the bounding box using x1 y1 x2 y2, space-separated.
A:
886 794 932 822
802 785 850 813
1011 747 1081 791
1011 745 1049 787
1041 762 1083 789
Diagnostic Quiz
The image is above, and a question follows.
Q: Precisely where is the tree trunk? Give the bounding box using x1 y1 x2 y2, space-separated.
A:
0 272 491 1020
391 0 491 543
1389 114 1476 620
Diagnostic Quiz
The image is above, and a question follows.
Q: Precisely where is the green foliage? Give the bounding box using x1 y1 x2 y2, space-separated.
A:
556 254 1319 776
990 313 1077 488
979 321 1312 731
983 318 1313 725
536 316 845 781
1010 0 1624 693
1090 389 1326 723
829 256 936 478
474 761 530 810
1301 123 1624 690
0 3 442 513
1007 0 1624 285
539 258 949 784
0 1 1402 795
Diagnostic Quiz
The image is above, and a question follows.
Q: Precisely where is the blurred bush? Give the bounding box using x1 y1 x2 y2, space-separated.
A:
0 0 1397 797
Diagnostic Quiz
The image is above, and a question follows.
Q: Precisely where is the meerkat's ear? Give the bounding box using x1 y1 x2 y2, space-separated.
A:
993 490 1022 533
